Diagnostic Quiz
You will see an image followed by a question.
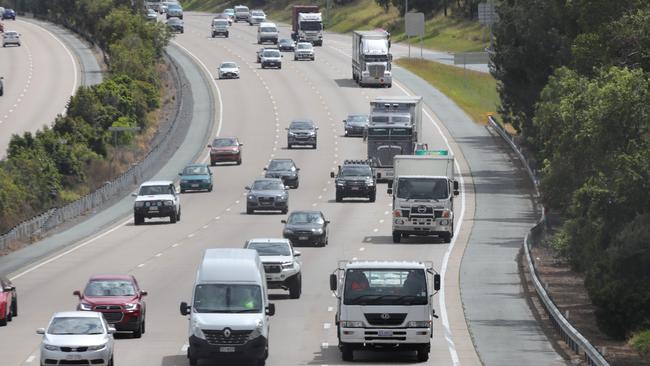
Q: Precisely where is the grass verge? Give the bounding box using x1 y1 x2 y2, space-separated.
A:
395 58 498 124
630 330 650 356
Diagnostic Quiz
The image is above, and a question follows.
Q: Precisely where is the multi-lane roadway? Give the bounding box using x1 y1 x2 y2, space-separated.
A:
0 12 565 366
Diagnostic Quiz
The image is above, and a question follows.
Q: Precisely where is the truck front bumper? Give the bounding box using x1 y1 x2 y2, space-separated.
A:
393 218 452 236
339 326 430 345
360 75 392 86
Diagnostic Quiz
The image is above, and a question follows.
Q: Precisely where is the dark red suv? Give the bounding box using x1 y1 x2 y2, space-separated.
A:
208 136 243 165
0 276 17 326
74 274 147 337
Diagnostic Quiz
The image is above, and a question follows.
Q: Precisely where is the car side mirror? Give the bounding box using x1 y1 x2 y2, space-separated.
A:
281 219 287 224
342 119 346 123
207 144 212 148
294 250 301 257
387 188 393 195
325 220 330 225
36 328 45 335
140 290 148 296
263 167 267 170
108 326 117 334
330 172 335 178
329 274 337 291
180 301 191 316
178 172 182 176
315 127 319 130
131 193 138 197
73 290 81 298
266 303 275 316
285 128 289 130
245 186 251 190
239 143 244 147
296 168 300 171
434 274 441 291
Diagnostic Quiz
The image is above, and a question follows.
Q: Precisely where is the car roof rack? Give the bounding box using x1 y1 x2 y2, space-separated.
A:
343 159 371 165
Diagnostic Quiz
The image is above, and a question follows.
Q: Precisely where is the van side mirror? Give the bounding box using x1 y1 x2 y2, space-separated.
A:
281 219 287 224
329 274 337 292
387 188 392 195
180 301 191 316
330 172 335 178
266 303 276 316
73 290 81 298
433 274 441 291
36 328 45 335
453 181 459 196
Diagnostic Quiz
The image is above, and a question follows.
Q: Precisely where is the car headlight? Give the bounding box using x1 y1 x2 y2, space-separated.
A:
407 320 432 328
79 302 93 310
311 228 323 234
43 344 59 351
125 303 138 311
336 181 344 186
277 195 288 201
248 195 256 201
134 202 144 208
163 200 174 206
86 344 106 351
366 179 375 186
340 321 363 328
181 179 188 183
203 179 210 183
283 229 293 235
281 261 294 269
288 132 296 136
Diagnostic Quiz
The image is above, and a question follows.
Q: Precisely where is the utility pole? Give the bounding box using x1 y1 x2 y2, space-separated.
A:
405 0 410 58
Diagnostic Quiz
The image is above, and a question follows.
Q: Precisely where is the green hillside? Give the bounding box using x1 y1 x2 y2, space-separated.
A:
182 0 489 53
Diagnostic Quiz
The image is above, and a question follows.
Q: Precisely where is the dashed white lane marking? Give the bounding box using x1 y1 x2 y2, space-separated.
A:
155 253 162 257
373 228 379 233
323 323 331 329
137 263 145 268
202 224 209 229
321 342 329 348
172 243 180 248
312 203 317 207
384 210 390 215
226 207 231 211
215 216 221 220
25 355 35 363
327 306 333 312
352 257 358 260
379 219 384 223
359 247 365 251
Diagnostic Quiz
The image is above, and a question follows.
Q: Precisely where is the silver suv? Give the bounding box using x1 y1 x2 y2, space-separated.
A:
244 238 302 298
260 48 282 69
294 42 315 61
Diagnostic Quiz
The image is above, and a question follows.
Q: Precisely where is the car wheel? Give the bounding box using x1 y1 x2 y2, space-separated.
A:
236 158 242 165
169 211 177 224
281 208 288 214
208 185 213 192
6 310 12 322
335 192 342 202
133 321 143 338
180 188 186 193
294 56 297 61
188 347 198 365
134 215 144 225
11 297 17 317
293 180 299 189
287 143 292 149
109 355 114 366
246 207 254 214
279 65 282 69
369 193 376 202
177 207 181 221
0 315 6 326
289 275 301 299
142 319 145 334
211 33 215 38
392 231 401 243
225 33 229 38
312 143 317 149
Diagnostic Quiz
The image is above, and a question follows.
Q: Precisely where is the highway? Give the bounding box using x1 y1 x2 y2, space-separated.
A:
0 19 79 157
0 12 563 366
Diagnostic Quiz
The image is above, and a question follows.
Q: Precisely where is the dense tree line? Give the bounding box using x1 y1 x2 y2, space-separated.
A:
374 0 481 18
0 0 170 235
492 0 650 339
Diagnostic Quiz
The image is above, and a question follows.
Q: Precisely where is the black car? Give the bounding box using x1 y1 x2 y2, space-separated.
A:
246 178 289 214
166 18 184 33
2 9 16 20
343 113 369 137
282 211 329 247
278 38 295 51
264 159 300 188
331 160 376 202
287 119 318 149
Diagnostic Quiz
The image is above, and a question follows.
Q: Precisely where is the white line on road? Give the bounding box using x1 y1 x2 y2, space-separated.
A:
25 355 35 363
323 323 331 329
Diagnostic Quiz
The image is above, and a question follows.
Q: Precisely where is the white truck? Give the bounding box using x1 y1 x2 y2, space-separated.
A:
388 153 459 243
329 260 441 362
291 6 323 46
366 96 423 181
352 30 392 87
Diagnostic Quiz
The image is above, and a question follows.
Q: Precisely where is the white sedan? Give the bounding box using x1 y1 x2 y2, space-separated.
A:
37 311 115 366
218 61 240 79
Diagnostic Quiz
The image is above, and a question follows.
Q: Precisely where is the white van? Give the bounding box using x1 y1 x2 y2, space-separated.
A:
180 249 275 366
257 22 279 44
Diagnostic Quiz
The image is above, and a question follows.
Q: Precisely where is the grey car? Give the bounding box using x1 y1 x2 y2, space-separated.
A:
343 113 369 137
281 210 330 247
264 158 300 188
246 178 289 214
287 119 318 149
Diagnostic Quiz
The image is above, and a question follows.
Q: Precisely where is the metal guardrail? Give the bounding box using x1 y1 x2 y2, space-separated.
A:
0 52 183 252
487 115 609 365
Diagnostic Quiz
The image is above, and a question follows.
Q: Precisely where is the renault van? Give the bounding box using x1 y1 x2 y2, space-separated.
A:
180 249 275 366
257 22 278 44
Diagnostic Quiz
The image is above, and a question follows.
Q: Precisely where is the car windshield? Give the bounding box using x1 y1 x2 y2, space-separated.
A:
288 212 323 225
279 39 292 44
260 27 276 33
268 160 294 171
182 166 209 175
168 4 181 10
193 284 262 313
341 166 372 177
235 6 249 12
252 180 284 190
48 317 105 335
84 280 136 297
248 242 291 256
139 185 170 195
343 269 428 305
348 115 368 124
297 43 312 50
212 138 237 147
221 63 237 69
396 177 449 200
290 121 313 130
5 31 18 37
225 9 234 15
263 50 280 57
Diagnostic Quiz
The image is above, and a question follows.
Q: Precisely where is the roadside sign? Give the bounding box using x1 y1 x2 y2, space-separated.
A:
415 150 448 156
478 3 498 26
453 52 490 65
405 12 425 37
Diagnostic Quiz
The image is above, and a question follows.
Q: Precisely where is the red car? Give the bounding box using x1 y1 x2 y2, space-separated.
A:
0 276 17 326
208 136 243 165
74 274 147 337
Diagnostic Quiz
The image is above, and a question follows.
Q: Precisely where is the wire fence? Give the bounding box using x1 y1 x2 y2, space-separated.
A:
487 115 609 366
0 52 183 252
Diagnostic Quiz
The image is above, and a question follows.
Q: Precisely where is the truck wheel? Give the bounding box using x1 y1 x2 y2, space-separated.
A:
341 345 354 361
369 192 376 202
416 346 430 362
289 275 301 299
335 192 342 202
392 231 401 243
441 232 452 243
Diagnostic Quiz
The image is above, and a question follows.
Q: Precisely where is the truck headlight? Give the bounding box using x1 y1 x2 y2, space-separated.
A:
340 321 363 328
407 321 432 328
440 219 449 226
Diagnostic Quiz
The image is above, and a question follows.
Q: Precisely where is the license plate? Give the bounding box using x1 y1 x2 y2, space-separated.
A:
378 330 393 337
299 236 308 240
149 207 158 211
266 275 272 280
191 184 199 187
66 354 82 360
219 347 235 353
351 187 359 190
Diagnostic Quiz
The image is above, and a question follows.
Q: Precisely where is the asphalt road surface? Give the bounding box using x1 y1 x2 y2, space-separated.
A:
0 13 561 366
0 19 79 157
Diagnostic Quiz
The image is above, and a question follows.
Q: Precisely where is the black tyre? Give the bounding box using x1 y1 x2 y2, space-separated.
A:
237 158 242 165
142 320 146 334
211 33 215 38
177 207 181 222
133 321 143 338
247 207 254 214
11 297 17 317
441 232 452 243
208 186 213 192
289 275 301 299
188 348 198 365
180 188 186 193
312 143 317 149
293 180 299 189
369 192 376 202
392 231 401 243
341 344 353 361
335 192 342 202
281 208 288 214
0 316 6 326
417 346 430 362
169 211 177 224
225 33 229 38
288 143 292 149
134 215 144 226
6 310 12 322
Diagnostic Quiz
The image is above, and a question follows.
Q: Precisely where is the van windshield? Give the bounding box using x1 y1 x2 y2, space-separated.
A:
193 284 262 313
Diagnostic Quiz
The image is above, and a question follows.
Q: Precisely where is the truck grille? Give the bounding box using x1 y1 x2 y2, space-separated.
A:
368 64 385 78
410 206 433 215
364 330 407 341
364 313 407 326
203 329 252 345
264 263 282 273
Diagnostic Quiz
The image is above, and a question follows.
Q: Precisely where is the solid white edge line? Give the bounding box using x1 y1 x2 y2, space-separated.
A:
170 40 224 164
394 81 463 365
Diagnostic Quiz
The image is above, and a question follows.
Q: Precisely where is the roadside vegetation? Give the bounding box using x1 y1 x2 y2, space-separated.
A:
395 59 498 123
0 0 171 235
184 0 489 53
491 0 650 346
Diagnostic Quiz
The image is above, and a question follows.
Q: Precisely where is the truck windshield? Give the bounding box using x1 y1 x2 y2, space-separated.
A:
364 54 389 62
300 21 322 31
193 284 262 313
396 177 448 200
343 269 427 305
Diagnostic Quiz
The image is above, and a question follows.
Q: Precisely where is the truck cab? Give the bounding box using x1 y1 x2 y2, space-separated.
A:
291 6 323 46
330 260 441 362
352 30 392 87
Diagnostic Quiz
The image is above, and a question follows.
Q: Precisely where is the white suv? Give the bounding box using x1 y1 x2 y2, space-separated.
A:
294 42 315 61
244 238 302 298
2 31 21 47
132 180 181 225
